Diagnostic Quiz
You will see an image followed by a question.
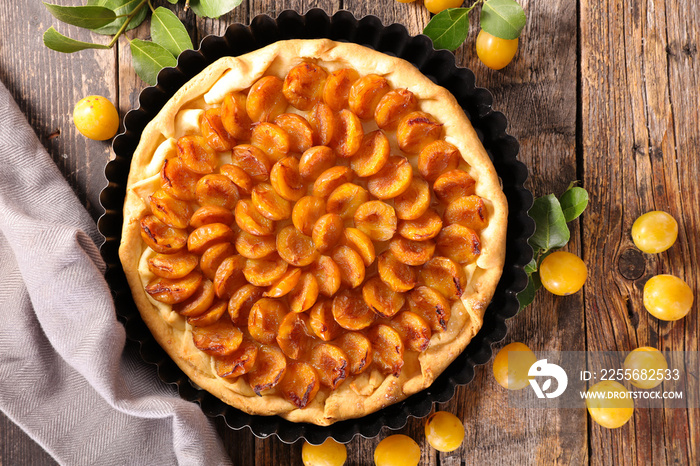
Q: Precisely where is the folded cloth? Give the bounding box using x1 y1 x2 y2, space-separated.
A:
0 80 232 465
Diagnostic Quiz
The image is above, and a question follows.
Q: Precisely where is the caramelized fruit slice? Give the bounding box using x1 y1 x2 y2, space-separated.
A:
251 182 292 220
187 299 228 327
195 174 240 209
192 317 243 356
378 250 416 292
375 88 418 130
308 101 337 146
231 144 272 182
390 311 432 352
283 62 328 111
444 195 488 230
312 166 354 198
213 254 246 299
353 200 397 242
311 344 349 389
350 130 390 177
219 164 254 195
280 361 320 408
397 209 443 241
190 205 235 229
367 156 413 200
389 236 436 266
419 256 467 299
336 332 373 375
235 199 276 236
367 324 404 377
292 196 326 236
248 346 287 395
312 213 344 253
200 242 236 280
251 122 291 162
187 223 236 254
177 135 217 174
145 271 203 304
235 230 276 259
407 286 451 332
270 156 305 201
436 224 481 264
274 113 314 153
173 279 216 317
161 157 200 201
289 272 320 313
348 74 390 119
248 298 288 344
264 267 302 298
326 183 369 219
148 251 198 279
201 107 236 151
433 169 477 204
418 140 461 181
228 284 265 326
397 111 442 154
277 225 319 267
331 109 364 158
308 255 342 297
299 146 337 181
243 253 289 287
276 312 314 359
309 300 343 341
362 276 405 318
140 214 188 254
221 91 252 139
331 245 366 289
323 68 360 111
215 340 258 379
340 228 376 267
332 290 376 330
394 177 430 221
149 189 193 229
246 76 287 123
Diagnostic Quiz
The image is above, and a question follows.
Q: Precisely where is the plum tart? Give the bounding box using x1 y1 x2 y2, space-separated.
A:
119 39 507 425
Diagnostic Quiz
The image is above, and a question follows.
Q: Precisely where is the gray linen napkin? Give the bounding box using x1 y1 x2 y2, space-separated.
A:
0 80 232 465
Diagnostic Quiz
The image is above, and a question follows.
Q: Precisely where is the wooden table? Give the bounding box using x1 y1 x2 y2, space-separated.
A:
1 0 698 464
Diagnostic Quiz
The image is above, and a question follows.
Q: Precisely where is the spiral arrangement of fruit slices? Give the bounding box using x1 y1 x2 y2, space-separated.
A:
138 61 490 409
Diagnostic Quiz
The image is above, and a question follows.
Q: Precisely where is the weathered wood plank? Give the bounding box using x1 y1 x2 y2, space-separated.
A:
449 0 587 464
582 0 699 464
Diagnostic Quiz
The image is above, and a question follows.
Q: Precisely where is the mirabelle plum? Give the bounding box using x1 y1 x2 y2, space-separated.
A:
323 68 360 111
374 88 418 130
222 91 252 138
149 189 193 229
246 76 286 122
189 205 235 229
248 346 287 395
492 342 538 390
354 201 397 242
476 30 519 71
161 157 200 201
539 251 588 296
586 381 635 429
350 130 390 177
336 332 373 375
397 111 442 154
348 74 390 120
374 435 420 466
301 438 347 466
279 361 320 408
177 135 217 174
73 95 119 140
191 317 243 356
283 62 328 111
424 411 465 452
623 347 668 389
140 214 188 254
145 271 203 305
147 251 198 279
424 0 464 14
631 210 678 253
643 274 694 321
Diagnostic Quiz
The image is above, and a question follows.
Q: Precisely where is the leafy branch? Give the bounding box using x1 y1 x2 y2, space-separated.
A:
517 183 590 311
42 0 242 85
423 0 526 51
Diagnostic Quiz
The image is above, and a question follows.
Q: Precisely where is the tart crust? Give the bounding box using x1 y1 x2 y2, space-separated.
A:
119 39 508 425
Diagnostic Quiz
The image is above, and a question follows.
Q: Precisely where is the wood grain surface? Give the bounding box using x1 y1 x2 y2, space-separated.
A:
0 0 698 465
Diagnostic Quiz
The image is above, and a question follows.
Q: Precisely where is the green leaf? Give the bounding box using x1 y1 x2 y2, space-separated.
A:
130 39 177 85
480 0 527 40
87 0 148 35
166 0 179 3
151 7 193 57
559 186 589 223
423 8 471 51
189 0 243 19
43 27 110 53
524 256 538 274
528 194 570 251
517 273 541 311
43 3 116 30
